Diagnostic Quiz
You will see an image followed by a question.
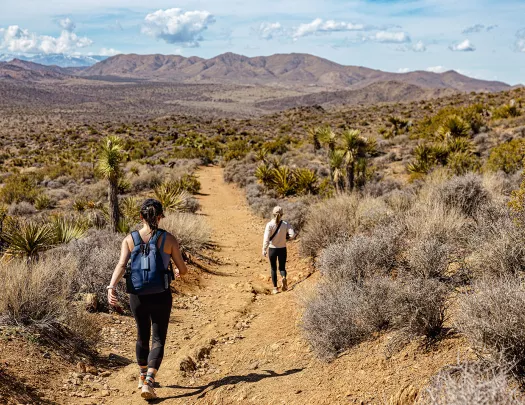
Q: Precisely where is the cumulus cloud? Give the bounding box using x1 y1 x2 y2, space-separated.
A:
255 22 283 40
368 31 411 43
449 39 476 52
426 66 447 73
59 17 76 32
463 24 498 34
516 29 525 53
398 68 411 73
99 47 121 56
142 8 215 47
412 40 426 52
0 24 92 54
293 18 367 39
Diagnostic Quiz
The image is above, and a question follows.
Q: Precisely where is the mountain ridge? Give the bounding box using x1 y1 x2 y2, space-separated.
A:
80 52 510 93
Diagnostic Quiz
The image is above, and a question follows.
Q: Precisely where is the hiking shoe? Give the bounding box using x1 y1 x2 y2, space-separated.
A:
141 384 158 400
281 278 288 291
138 375 145 389
272 288 279 295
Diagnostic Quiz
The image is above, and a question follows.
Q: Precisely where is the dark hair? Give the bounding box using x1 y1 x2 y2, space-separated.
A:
140 199 164 235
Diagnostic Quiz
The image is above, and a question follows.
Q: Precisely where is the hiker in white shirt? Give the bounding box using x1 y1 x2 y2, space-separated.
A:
262 206 296 294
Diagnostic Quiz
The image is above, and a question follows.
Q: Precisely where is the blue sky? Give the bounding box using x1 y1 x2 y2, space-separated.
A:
1 0 524 84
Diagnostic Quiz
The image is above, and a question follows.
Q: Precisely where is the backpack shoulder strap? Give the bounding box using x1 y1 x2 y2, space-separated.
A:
269 221 283 242
149 229 163 245
131 231 142 247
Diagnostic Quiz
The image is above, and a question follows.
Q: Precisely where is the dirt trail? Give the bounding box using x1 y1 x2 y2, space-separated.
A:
104 166 469 405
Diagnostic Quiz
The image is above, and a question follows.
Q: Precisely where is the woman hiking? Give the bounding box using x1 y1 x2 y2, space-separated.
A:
107 198 187 400
262 206 296 294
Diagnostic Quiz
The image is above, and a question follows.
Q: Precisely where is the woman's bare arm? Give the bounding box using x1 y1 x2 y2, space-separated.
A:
108 237 131 306
169 235 188 276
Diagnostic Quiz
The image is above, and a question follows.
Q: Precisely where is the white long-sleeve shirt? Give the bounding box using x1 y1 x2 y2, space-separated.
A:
262 220 295 254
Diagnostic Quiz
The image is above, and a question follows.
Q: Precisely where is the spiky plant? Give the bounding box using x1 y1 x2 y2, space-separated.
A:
329 150 346 194
294 168 319 195
446 137 475 154
96 136 124 232
317 126 337 152
308 127 322 151
447 151 480 176
341 129 372 191
255 147 269 163
255 164 275 188
271 166 296 198
50 216 89 244
154 181 193 213
2 219 54 260
120 196 141 224
436 115 471 141
408 144 443 174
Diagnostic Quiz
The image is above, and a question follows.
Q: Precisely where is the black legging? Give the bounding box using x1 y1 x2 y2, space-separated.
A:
129 290 172 370
269 247 287 287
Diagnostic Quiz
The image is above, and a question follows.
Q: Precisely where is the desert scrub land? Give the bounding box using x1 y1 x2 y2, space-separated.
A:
1 83 525 403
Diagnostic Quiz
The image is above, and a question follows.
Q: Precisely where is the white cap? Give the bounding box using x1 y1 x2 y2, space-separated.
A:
273 206 283 215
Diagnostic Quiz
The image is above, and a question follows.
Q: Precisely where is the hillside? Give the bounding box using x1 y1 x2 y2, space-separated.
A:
0 59 70 81
81 52 511 92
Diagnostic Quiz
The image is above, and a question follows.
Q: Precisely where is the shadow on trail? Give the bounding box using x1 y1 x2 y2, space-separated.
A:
155 368 303 402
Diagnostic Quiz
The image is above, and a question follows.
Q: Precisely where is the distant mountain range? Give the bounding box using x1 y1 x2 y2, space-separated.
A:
0 52 512 96
0 53 107 68
80 52 511 93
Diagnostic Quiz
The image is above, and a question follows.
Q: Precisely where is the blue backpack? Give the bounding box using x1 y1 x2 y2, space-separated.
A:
124 229 174 295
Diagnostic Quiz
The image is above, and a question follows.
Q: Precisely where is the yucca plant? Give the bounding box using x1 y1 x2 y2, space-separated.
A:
446 137 475 154
447 151 481 175
329 150 346 194
120 196 141 224
50 216 89 244
308 127 322 151
34 194 54 211
294 168 319 195
2 219 54 260
255 164 275 188
408 144 442 174
154 181 193 213
436 115 470 140
271 166 296 198
96 135 124 232
255 147 269 163
341 129 374 191
317 126 337 152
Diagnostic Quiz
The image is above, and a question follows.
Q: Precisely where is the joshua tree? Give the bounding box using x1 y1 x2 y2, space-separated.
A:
341 129 373 192
329 150 346 194
97 136 123 232
308 127 322 151
317 126 337 153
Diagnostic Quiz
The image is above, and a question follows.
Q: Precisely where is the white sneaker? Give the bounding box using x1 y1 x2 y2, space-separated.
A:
141 384 158 400
272 288 279 295
138 375 145 389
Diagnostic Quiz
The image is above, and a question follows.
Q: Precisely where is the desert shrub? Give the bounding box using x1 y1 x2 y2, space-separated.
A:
8 201 36 216
457 278 525 373
130 170 162 192
172 174 201 195
301 195 394 258
34 194 55 210
432 174 490 217
393 277 448 341
318 224 403 283
0 256 99 349
493 103 522 120
405 237 451 279
486 139 525 174
120 196 141 224
56 229 126 312
0 174 41 204
50 215 89 244
418 362 525 405
302 278 396 360
154 181 200 213
467 210 525 277
162 213 212 258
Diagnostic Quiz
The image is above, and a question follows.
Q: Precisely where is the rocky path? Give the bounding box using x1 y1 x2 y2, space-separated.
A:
103 166 314 405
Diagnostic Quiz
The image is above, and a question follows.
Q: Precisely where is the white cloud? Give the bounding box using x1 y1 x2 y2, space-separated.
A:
516 29 525 53
426 66 447 73
0 24 92 54
398 68 411 73
141 8 215 47
59 17 76 33
99 47 121 56
368 31 411 43
463 24 498 34
255 22 283 40
293 18 367 40
449 39 476 52
412 40 426 52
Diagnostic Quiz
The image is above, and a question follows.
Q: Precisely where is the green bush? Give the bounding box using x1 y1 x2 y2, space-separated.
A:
0 174 41 204
493 103 522 119
486 139 525 174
